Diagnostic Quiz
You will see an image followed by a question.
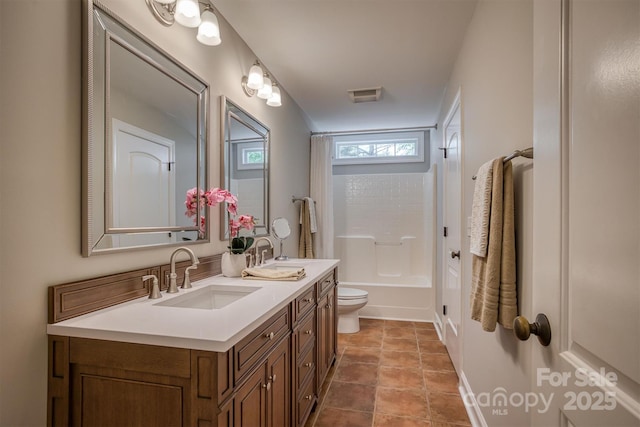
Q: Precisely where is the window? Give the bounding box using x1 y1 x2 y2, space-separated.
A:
333 131 424 165
236 141 264 170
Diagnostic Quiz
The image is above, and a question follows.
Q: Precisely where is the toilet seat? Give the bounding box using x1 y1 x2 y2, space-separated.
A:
338 287 368 300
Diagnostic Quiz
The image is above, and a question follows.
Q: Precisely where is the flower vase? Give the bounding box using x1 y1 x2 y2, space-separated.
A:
221 252 248 277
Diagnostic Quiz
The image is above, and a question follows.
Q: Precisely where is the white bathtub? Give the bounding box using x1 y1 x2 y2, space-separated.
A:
335 235 435 321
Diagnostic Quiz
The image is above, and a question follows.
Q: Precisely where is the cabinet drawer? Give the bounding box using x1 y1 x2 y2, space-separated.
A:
296 344 315 391
318 270 335 297
234 306 290 382
295 310 316 356
297 375 316 427
294 286 315 322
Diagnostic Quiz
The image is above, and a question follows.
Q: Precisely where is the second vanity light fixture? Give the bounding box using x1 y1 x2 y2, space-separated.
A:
146 0 222 46
242 61 282 107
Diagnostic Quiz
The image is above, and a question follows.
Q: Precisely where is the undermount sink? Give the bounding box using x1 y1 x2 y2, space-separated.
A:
258 263 306 271
154 285 261 310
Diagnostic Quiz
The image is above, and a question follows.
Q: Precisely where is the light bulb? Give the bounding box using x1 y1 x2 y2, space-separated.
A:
267 86 282 107
257 75 273 99
246 63 264 90
197 10 221 46
175 0 201 27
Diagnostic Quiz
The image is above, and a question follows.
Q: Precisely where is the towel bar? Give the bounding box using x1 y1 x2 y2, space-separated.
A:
472 147 534 180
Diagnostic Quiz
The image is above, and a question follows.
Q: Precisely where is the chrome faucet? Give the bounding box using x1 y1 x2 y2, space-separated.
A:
253 237 274 266
168 247 199 293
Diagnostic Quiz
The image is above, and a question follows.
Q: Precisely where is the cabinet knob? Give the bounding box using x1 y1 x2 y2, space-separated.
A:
304 329 313 335
450 250 461 259
304 362 313 368
325 303 332 309
302 298 313 303
305 395 313 400
264 332 275 340
262 382 271 391
269 374 277 383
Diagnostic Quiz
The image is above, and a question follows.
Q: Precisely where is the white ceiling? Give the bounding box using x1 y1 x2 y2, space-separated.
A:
213 0 478 132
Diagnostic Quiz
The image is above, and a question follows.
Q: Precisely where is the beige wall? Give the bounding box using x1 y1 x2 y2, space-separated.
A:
431 0 534 425
0 0 311 425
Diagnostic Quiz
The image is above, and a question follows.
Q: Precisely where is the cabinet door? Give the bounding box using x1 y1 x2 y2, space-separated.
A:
317 285 337 390
218 397 233 427
325 286 336 371
316 299 327 389
234 364 267 427
71 370 185 427
267 337 290 427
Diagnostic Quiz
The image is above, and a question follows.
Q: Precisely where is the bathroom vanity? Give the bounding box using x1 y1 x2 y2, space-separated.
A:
47 258 338 427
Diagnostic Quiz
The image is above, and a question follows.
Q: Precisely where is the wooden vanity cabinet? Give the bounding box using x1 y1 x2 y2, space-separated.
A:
47 267 338 427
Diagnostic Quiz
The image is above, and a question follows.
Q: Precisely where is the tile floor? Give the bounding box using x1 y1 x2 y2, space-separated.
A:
304 318 471 427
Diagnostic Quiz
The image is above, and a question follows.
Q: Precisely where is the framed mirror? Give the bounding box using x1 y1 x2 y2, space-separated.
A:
83 1 209 256
220 96 270 240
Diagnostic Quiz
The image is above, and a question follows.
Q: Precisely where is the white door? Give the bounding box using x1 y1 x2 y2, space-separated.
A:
111 119 176 246
442 90 463 375
531 1 639 425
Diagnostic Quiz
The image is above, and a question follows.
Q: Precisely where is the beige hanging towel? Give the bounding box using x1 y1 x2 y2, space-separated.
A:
470 159 494 257
470 158 518 332
298 198 315 259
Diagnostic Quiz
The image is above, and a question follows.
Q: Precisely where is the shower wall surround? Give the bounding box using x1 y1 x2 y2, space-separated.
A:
333 172 435 321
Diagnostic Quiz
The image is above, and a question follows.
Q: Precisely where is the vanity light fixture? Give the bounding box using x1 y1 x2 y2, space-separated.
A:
242 62 282 107
266 84 282 107
196 8 221 46
146 0 222 46
175 0 201 27
246 62 265 90
256 74 273 99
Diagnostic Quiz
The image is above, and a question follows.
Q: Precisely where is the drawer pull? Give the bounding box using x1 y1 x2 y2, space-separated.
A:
304 362 314 368
264 332 275 340
302 298 313 303
262 382 271 391
304 329 313 335
269 374 277 383
305 394 313 400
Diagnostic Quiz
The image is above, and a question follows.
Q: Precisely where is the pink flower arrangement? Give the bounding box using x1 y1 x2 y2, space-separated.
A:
185 187 256 253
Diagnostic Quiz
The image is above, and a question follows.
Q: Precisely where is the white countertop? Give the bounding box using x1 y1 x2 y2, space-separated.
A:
47 258 339 352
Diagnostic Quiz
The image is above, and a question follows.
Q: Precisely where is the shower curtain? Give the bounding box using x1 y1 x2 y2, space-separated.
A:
310 135 334 258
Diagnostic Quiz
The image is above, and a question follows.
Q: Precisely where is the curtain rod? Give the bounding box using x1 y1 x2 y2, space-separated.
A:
311 124 437 137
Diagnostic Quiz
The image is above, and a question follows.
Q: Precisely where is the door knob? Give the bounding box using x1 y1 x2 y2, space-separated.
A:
450 250 461 259
513 313 551 346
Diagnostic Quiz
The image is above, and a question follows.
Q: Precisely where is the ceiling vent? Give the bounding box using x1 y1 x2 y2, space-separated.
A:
348 86 382 103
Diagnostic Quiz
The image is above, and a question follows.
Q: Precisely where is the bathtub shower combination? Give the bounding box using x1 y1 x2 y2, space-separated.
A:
333 171 436 322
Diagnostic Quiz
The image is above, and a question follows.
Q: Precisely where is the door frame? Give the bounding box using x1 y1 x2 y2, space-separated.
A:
440 87 464 375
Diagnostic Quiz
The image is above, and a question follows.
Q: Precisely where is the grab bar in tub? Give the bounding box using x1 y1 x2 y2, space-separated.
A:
374 241 403 246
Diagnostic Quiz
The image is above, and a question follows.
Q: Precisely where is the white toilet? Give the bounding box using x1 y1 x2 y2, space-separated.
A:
337 287 369 333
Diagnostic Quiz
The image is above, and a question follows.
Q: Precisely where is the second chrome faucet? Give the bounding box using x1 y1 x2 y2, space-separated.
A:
253 237 274 266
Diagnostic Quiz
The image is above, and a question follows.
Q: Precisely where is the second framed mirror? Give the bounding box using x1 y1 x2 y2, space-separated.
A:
220 96 270 240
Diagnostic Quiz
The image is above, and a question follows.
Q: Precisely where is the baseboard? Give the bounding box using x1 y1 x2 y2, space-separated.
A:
433 312 444 340
459 370 488 427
